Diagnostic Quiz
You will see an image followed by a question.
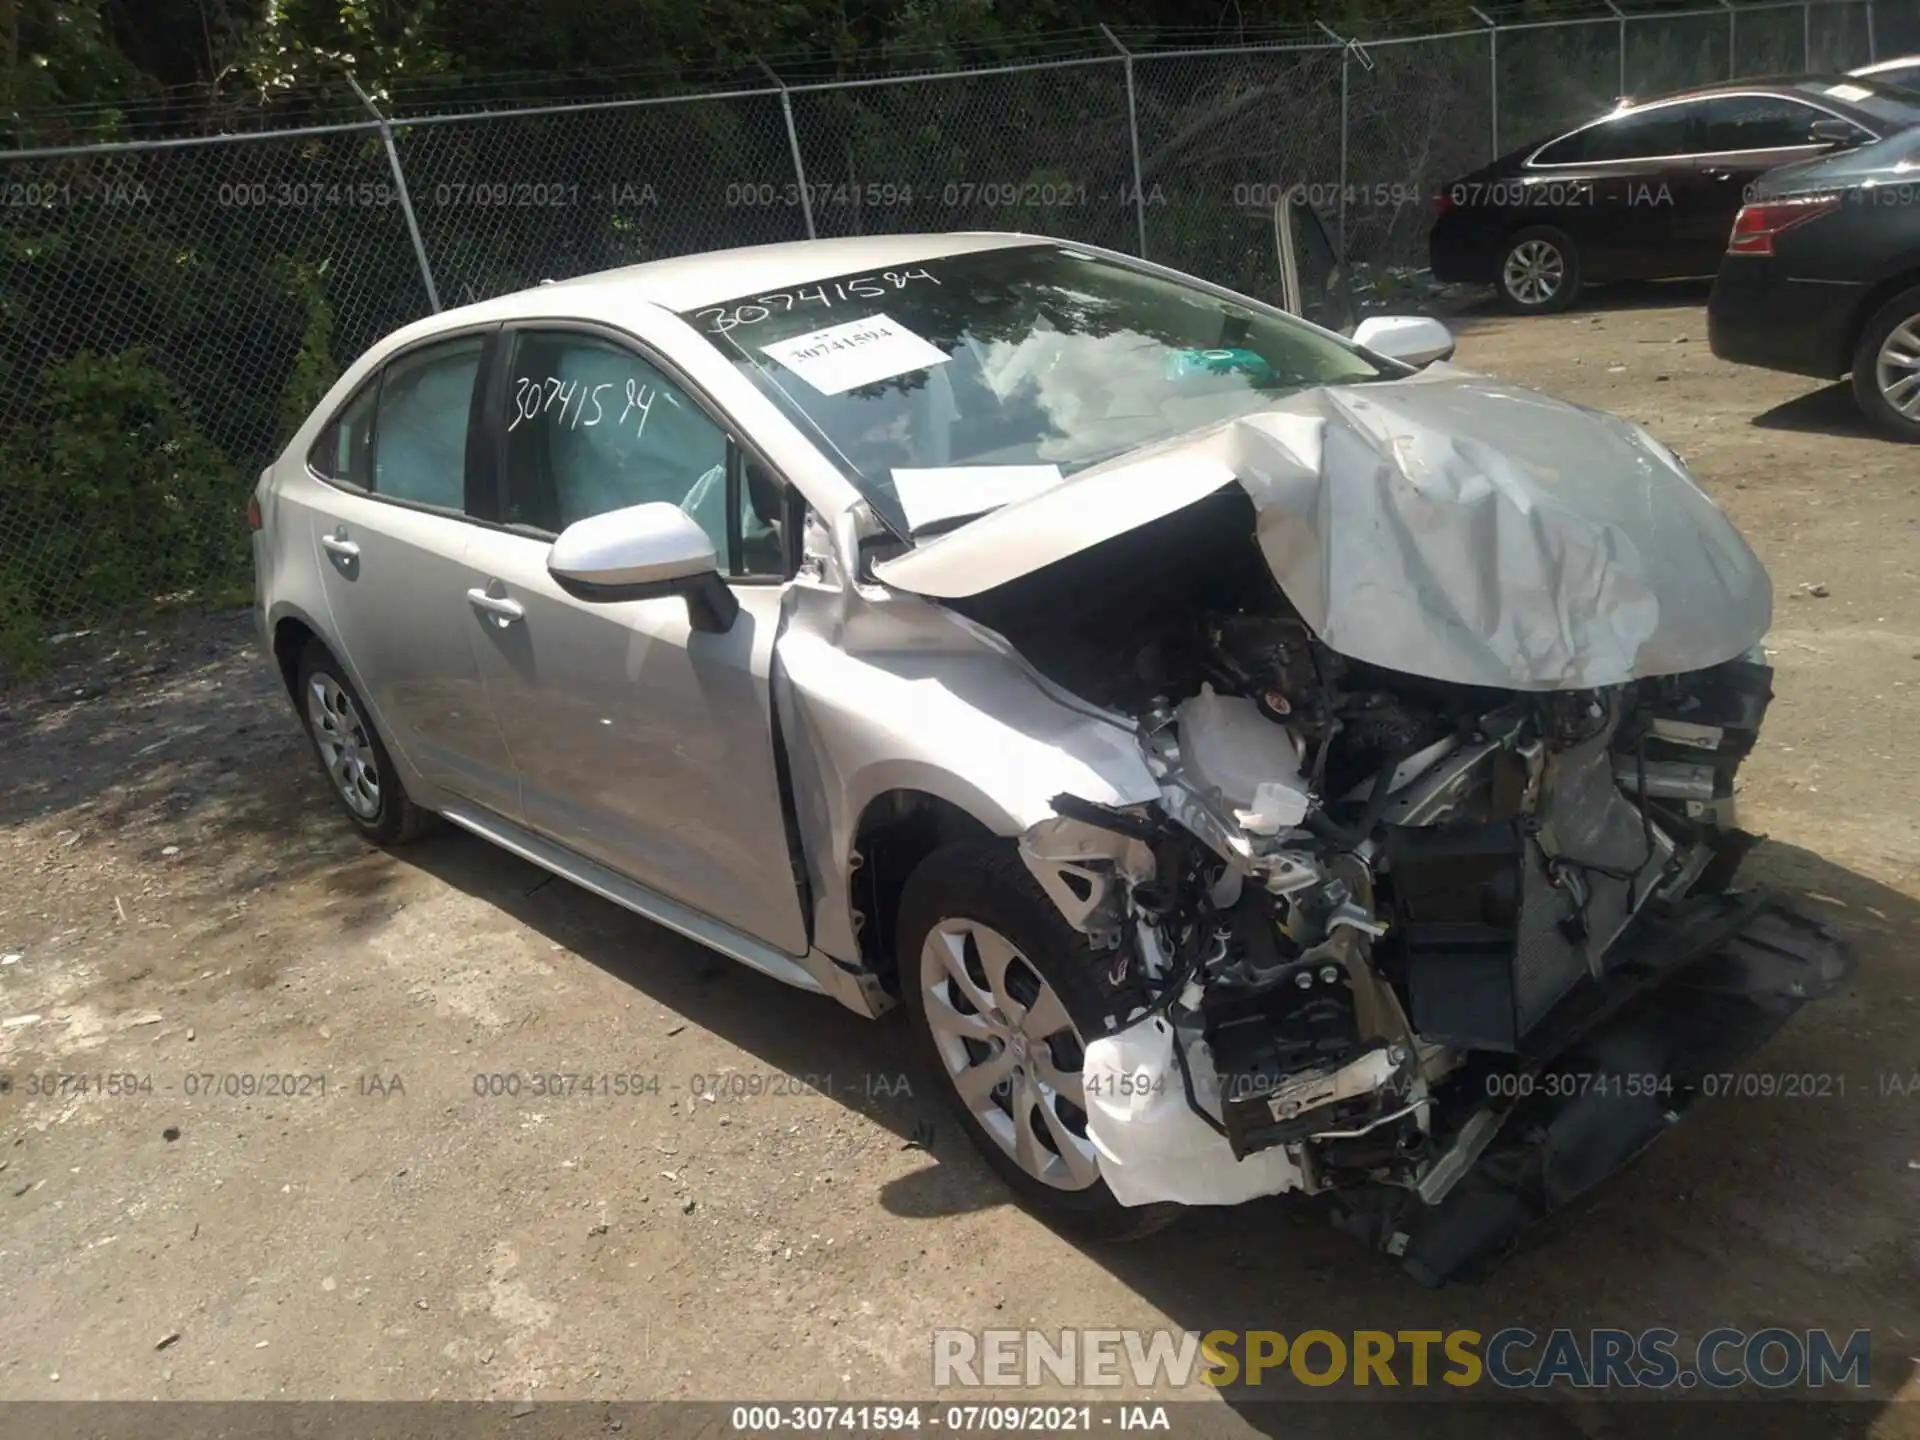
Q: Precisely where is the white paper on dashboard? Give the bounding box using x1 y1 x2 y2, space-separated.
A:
759 314 949 395
889 465 1066 532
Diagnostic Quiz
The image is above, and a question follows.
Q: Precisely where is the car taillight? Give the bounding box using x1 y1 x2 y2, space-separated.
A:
247 495 263 532
1727 194 1840 255
1433 191 1455 219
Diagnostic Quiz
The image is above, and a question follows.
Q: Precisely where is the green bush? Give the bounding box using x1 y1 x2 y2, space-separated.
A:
0 347 249 633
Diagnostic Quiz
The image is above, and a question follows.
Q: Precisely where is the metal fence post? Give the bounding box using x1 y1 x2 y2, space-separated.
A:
1471 7 1498 162
756 57 816 241
1100 25 1149 259
1318 22 1351 256
1604 0 1628 97
1723 0 1736 79
1866 1 1877 61
345 73 441 314
1804 2 1813 67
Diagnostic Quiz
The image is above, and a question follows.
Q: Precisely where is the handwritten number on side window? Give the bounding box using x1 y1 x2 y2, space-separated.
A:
507 377 630 434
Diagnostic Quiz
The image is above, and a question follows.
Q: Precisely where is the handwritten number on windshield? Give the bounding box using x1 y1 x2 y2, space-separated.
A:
695 269 941 333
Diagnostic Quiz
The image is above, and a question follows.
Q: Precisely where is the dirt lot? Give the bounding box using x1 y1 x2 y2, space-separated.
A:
1 285 1916 1435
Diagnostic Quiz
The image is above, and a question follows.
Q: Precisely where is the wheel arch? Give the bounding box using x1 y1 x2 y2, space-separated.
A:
1843 264 1920 375
849 787 1001 996
269 602 426 801
271 612 323 703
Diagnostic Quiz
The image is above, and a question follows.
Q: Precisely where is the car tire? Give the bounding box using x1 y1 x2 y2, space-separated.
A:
897 841 1179 1243
1495 226 1582 314
294 640 433 845
1849 284 1920 442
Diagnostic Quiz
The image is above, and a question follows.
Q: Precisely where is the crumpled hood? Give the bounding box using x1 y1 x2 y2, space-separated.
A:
873 372 1772 691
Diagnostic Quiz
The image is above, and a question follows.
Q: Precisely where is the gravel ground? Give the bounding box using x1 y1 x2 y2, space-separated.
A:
0 285 1916 1437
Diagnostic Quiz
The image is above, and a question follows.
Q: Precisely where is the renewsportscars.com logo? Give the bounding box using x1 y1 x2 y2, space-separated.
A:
932 1327 1872 1392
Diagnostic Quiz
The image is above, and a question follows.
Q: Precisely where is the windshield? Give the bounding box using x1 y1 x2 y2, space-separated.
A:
680 244 1392 536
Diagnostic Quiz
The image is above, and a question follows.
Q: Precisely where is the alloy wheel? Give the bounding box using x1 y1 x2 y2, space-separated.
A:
918 919 1101 1191
307 672 382 820
1875 315 1920 419
1503 239 1564 308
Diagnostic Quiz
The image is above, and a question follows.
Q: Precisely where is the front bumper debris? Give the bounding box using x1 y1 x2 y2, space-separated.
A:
1340 898 1852 1285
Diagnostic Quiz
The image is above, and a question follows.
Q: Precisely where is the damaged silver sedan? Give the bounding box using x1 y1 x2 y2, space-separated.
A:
255 231 1850 1283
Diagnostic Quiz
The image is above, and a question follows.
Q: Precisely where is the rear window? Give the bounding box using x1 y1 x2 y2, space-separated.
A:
308 382 377 487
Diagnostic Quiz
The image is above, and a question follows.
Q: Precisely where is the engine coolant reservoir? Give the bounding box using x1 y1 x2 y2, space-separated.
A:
1174 683 1310 831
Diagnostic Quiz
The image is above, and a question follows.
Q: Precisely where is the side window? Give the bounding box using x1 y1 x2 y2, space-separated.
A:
1540 105 1697 164
1699 97 1827 151
501 331 788 576
372 338 483 509
308 381 377 487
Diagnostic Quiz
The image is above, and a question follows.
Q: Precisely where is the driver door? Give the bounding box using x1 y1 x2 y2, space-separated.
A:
461 324 808 955
1275 185 1358 335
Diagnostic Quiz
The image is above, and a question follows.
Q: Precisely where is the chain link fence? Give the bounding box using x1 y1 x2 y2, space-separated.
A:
1 0 1915 662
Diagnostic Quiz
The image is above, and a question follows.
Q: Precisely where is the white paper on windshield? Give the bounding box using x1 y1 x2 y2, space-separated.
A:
890 465 1065 532
759 314 948 395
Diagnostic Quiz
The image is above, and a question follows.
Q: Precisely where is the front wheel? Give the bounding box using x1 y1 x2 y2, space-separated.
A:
1850 285 1920 441
1496 226 1582 314
897 842 1178 1242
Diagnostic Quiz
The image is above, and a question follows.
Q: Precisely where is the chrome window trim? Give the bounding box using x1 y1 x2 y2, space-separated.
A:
1523 91 1882 170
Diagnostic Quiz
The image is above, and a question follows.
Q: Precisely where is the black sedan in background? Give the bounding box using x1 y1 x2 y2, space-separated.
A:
1708 125 1920 440
1853 55 1920 93
1430 75 1920 312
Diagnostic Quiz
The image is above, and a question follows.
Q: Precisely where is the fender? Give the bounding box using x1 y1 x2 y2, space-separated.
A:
772 580 1161 968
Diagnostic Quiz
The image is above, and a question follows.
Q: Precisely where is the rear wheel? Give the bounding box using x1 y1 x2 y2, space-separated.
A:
898 842 1178 1242
1851 285 1920 441
1496 226 1582 314
295 642 432 845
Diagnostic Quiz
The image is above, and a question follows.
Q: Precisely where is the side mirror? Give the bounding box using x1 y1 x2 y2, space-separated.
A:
546 501 738 633
1352 314 1456 368
1809 117 1859 147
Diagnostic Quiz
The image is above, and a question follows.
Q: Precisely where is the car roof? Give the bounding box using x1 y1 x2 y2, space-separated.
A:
1851 54 1919 76
1617 71 1913 114
422 231 1043 332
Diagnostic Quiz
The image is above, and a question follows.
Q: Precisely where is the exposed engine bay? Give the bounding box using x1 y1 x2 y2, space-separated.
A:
950 489 1850 1283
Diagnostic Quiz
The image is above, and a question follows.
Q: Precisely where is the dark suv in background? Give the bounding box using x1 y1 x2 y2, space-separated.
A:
1708 125 1920 440
1431 76 1920 313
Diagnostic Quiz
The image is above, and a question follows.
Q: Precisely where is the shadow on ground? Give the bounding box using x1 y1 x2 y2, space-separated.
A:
1752 382 1877 440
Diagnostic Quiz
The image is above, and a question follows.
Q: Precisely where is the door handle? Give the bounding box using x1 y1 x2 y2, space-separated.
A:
466 587 525 624
321 531 360 559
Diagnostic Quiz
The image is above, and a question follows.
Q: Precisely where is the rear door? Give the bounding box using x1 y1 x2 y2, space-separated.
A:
1689 95 1868 259
304 331 520 816
1527 102 1703 280
460 323 810 954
